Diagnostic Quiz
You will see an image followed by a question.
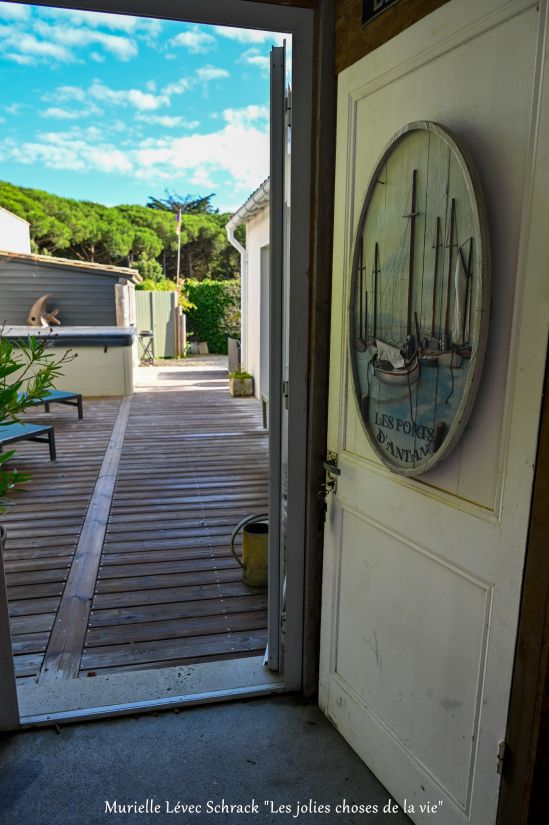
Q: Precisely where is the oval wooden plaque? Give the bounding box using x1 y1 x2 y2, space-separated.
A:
349 121 490 476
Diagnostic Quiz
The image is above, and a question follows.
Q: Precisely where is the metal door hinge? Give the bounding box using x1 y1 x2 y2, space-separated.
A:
282 380 289 409
285 90 292 127
497 739 506 775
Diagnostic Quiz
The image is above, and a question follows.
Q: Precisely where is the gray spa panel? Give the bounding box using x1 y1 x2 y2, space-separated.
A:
0 257 119 326
2 327 136 347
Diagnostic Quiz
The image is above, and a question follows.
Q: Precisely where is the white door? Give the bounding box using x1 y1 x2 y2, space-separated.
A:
319 2 549 824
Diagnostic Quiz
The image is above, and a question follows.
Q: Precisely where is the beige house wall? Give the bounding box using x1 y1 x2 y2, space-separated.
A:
243 207 270 401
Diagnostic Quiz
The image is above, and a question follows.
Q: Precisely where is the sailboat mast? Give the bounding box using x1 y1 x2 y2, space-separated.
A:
461 237 473 344
431 216 441 338
373 241 379 340
358 237 364 337
444 198 456 338
406 169 418 338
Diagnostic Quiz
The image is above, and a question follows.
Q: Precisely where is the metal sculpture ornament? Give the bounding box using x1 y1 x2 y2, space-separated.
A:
350 122 490 476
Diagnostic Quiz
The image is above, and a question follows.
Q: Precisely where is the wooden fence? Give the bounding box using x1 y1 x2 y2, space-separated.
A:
135 291 185 358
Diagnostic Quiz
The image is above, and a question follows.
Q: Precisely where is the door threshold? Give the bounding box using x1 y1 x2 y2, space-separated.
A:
17 656 284 728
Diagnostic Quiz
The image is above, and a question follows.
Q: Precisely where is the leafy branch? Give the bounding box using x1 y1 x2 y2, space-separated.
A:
1 328 75 514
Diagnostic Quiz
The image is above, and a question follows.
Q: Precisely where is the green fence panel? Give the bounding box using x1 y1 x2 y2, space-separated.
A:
135 291 177 358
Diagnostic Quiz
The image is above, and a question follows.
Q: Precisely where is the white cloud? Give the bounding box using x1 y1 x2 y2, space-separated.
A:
239 47 270 75
41 105 101 120
90 51 105 63
88 80 169 111
0 2 30 22
4 53 34 65
6 32 75 63
43 85 86 103
41 107 83 120
38 9 130 32
141 19 162 41
134 122 269 189
0 118 269 192
213 25 285 45
127 89 168 111
0 9 149 65
111 119 127 133
38 9 152 35
163 77 193 95
34 20 138 61
189 166 217 189
169 26 215 54
223 105 269 127
45 79 176 114
196 66 229 82
2 130 133 174
135 114 200 129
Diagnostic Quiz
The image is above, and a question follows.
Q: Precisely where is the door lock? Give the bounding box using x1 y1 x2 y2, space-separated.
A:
323 451 340 476
318 452 339 529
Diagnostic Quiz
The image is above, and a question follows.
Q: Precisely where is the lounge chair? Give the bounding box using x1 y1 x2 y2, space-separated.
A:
19 390 83 419
0 422 56 460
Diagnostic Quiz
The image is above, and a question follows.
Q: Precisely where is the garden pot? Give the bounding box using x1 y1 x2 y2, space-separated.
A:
230 515 269 588
229 377 253 397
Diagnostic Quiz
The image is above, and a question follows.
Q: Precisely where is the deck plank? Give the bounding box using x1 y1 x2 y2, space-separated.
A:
3 364 268 681
39 395 133 683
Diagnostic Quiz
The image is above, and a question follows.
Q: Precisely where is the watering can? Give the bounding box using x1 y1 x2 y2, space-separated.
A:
230 513 268 587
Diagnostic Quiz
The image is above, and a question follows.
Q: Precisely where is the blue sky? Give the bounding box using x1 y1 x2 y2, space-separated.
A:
0 2 287 212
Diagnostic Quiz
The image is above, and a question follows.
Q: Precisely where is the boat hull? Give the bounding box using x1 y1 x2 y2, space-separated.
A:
438 350 462 369
374 355 420 386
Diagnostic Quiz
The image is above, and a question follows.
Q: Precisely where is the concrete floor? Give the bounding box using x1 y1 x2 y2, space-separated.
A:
0 696 412 825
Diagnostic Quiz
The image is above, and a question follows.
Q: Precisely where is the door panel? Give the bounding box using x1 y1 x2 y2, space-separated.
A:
320 2 549 824
335 507 490 808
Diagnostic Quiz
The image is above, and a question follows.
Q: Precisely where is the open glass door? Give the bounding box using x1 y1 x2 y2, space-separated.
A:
266 43 286 673
0 4 313 723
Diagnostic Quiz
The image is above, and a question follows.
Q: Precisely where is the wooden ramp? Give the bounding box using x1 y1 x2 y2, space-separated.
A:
2 363 268 682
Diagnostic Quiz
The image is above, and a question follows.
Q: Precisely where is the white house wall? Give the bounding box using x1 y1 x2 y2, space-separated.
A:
0 208 31 255
243 208 270 400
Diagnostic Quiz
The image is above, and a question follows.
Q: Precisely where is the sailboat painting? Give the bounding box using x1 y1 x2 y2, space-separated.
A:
349 121 490 476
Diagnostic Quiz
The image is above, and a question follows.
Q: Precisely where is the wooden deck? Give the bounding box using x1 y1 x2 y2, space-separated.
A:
1 363 269 682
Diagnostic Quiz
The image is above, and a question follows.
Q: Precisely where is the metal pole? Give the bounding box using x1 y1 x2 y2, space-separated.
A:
176 208 182 288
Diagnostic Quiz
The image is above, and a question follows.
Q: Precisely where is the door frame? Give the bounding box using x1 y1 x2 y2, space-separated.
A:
497 338 549 824
0 0 314 727
0 528 19 731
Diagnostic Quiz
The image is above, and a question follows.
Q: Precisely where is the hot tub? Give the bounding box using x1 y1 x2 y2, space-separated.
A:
4 326 136 396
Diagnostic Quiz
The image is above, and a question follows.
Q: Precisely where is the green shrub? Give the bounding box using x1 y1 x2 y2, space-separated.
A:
185 279 240 354
1 332 74 513
136 255 164 282
135 277 177 291
229 371 252 379
135 279 195 314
